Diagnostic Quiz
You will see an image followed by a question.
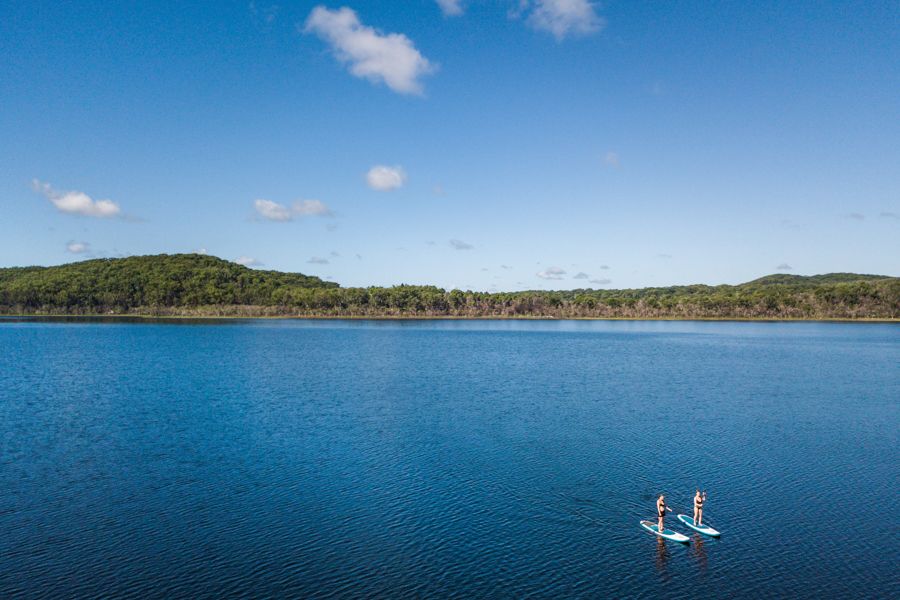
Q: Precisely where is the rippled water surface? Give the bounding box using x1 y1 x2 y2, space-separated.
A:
1 319 898 598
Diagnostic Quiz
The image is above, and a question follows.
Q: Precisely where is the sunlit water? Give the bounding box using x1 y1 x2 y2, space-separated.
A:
1 319 897 598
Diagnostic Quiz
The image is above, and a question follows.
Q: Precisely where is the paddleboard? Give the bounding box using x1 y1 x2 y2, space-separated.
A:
640 520 689 543
677 514 721 537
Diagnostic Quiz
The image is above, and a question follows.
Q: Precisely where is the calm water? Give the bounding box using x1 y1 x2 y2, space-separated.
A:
0 319 897 598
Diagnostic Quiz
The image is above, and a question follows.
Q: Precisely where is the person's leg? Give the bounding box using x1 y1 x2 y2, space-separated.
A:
697 508 702 526
693 506 698 523
658 516 664 531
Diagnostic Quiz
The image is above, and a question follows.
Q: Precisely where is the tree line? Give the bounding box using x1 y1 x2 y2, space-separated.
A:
1 254 897 319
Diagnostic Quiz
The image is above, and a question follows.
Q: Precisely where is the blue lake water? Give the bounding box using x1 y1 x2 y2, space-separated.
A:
1 319 897 598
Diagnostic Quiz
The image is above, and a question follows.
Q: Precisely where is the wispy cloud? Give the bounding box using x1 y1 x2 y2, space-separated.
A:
308 256 330 264
449 239 474 250
32 179 121 218
603 151 620 168
657 253 673 259
526 0 604 41
236 256 263 267
589 278 611 285
66 241 90 254
880 211 899 220
435 0 464 16
776 263 792 271
366 165 407 191
304 6 436 95
537 266 566 280
501 264 513 270
573 271 589 279
194 248 208 255
253 198 332 221
599 264 610 270
844 212 865 220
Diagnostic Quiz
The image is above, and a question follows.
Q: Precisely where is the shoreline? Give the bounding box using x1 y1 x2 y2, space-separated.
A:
2 313 898 323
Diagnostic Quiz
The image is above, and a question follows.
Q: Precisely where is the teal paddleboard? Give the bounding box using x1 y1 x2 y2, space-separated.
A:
677 514 721 537
640 520 690 543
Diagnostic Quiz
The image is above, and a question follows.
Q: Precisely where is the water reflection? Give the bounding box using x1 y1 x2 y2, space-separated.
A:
691 534 708 571
655 537 671 580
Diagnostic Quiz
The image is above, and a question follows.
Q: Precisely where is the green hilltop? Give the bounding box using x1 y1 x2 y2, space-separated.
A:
0 253 897 319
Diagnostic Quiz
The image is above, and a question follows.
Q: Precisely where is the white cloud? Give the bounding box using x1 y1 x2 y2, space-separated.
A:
449 239 474 250
308 256 330 264
599 264 610 270
236 256 263 267
254 199 293 221
573 271 589 279
537 266 566 280
66 241 89 254
194 248 208 255
32 179 121 218
527 0 604 41
304 6 436 95
603 151 620 168
776 263 792 271
436 0 464 16
294 199 331 216
366 165 407 191
254 198 332 221
589 278 611 285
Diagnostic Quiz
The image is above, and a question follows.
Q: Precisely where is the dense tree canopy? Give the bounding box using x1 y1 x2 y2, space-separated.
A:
1 254 897 319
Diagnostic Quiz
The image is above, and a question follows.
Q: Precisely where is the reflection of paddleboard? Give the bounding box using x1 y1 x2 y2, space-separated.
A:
677 514 721 537
640 520 690 543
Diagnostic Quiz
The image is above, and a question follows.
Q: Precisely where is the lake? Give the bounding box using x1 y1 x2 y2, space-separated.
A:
1 319 897 598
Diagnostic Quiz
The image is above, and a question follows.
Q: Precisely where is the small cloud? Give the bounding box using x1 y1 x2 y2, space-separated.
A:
330 251 340 257
780 219 803 230
66 241 90 254
303 6 436 95
537 266 566 280
293 199 332 216
425 240 437 246
879 211 899 220
603 151 620 168
254 198 332 221
249 2 279 24
845 212 865 220
432 185 445 195
355 253 363 260
776 263 792 271
599 264 610 270
501 264 512 270
657 253 673 259
526 0 604 41
573 271 590 279
366 165 407 191
326 222 339 231
481 267 489 272
32 179 122 218
589 278 611 285
449 239 474 250
236 256 263 267
254 199 292 221
435 0 464 16
308 256 330 265
194 247 208 255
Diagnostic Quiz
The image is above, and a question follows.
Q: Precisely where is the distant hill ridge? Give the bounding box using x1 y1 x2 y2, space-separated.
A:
0 253 897 319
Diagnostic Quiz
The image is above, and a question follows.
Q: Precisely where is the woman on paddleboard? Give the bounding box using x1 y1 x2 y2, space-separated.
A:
693 490 707 526
657 494 672 531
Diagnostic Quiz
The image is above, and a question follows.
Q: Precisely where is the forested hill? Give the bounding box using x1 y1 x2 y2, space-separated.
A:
0 254 897 319
0 254 335 310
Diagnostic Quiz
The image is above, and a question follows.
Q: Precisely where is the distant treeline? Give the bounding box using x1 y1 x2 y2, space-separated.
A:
1 254 898 319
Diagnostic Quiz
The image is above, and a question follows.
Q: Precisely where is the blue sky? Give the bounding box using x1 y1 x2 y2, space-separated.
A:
2 1 898 290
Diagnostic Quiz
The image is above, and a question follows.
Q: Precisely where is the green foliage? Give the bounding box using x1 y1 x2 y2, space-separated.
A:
0 254 897 319
0 254 335 312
